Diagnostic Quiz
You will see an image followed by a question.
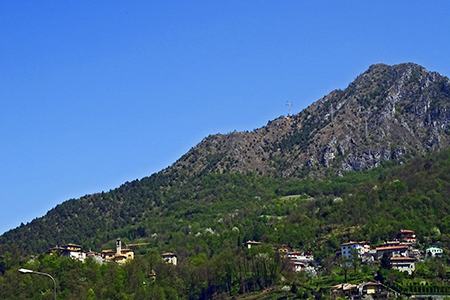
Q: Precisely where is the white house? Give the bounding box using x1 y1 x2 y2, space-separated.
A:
286 252 313 262
161 252 177 265
340 241 369 259
375 245 409 259
292 260 306 272
390 257 415 275
425 245 443 258
243 240 262 249
61 244 86 261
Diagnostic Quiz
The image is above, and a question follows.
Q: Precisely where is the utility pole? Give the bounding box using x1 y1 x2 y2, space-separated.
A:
286 100 293 117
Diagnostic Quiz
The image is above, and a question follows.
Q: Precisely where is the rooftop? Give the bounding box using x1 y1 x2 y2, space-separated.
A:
341 241 368 246
376 245 408 251
390 257 415 261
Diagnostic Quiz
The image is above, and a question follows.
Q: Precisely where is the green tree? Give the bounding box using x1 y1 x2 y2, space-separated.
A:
380 252 391 270
87 288 96 300
337 255 351 282
349 248 361 280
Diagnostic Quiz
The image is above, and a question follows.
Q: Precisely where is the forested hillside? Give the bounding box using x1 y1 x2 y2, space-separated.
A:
0 63 450 252
3 145 450 258
2 145 450 299
3 62 450 299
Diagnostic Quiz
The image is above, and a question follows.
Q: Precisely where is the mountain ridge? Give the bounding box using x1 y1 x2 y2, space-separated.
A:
167 62 450 179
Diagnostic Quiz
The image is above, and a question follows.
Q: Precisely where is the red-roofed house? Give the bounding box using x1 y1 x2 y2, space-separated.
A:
397 229 416 243
61 244 86 261
375 245 409 259
47 244 87 261
390 257 415 275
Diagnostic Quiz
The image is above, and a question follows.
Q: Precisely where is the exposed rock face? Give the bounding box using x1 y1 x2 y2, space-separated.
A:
169 63 450 178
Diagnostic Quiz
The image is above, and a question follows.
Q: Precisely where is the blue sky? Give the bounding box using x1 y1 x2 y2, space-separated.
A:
1 1 449 235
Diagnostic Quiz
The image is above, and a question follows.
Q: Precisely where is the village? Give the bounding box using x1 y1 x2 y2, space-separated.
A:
328 229 441 299
244 229 444 299
45 229 445 299
46 238 177 266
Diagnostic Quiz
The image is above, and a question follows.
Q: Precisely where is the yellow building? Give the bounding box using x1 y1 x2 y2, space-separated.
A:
101 238 134 264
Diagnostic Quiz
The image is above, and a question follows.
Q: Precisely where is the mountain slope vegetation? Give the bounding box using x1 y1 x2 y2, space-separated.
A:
3 141 450 299
3 63 450 299
2 62 450 256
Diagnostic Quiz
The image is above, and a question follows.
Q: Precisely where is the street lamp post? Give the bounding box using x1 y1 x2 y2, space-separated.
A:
18 268 56 300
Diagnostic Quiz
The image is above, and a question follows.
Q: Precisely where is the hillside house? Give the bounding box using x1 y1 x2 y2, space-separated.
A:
340 241 370 259
285 252 316 274
47 246 63 256
61 243 86 261
376 245 409 259
292 260 306 272
330 282 390 299
161 252 177 265
361 250 376 264
410 248 421 259
101 238 134 264
290 260 316 276
112 249 134 264
390 257 415 275
330 283 357 298
425 245 443 258
397 229 416 243
101 249 116 260
86 250 103 264
47 244 86 261
243 240 262 249
286 252 313 262
380 240 401 247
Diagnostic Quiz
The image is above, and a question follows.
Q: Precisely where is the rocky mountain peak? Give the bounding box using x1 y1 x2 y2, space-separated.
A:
169 63 450 179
